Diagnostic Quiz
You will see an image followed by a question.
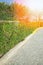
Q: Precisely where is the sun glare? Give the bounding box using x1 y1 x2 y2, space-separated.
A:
15 0 43 13
15 0 43 21
24 0 43 13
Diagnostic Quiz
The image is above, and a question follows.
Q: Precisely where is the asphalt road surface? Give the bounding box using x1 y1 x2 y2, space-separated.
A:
0 28 43 65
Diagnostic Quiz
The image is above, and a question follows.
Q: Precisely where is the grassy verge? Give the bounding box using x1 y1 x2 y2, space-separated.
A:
0 21 35 58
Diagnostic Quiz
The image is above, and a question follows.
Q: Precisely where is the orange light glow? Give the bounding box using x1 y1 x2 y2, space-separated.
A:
13 0 43 27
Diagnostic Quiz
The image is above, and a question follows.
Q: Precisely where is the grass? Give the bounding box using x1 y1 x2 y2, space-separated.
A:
0 21 35 58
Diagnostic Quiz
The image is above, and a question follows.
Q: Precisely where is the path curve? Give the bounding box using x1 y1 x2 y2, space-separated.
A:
0 27 43 65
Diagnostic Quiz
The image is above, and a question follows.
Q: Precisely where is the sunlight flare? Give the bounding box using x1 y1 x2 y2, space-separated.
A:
25 0 43 13
15 0 43 13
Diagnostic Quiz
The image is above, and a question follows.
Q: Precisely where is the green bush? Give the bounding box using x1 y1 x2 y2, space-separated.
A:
0 22 35 57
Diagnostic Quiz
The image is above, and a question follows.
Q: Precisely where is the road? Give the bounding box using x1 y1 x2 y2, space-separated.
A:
0 27 43 65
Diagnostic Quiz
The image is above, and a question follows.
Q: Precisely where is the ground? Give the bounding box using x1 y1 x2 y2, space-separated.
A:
0 27 43 65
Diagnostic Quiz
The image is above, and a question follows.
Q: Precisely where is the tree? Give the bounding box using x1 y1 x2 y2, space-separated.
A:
0 2 13 20
11 3 29 21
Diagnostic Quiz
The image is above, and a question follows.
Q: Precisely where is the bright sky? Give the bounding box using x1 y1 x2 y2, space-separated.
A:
0 0 13 4
15 0 43 13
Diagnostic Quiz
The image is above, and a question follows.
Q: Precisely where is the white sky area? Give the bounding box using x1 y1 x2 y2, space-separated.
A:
16 0 43 13
25 0 43 12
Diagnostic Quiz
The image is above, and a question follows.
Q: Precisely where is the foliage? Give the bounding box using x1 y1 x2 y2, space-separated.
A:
0 2 13 20
0 21 35 57
12 3 29 20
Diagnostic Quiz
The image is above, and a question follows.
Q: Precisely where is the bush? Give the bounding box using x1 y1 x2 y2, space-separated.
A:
0 21 35 57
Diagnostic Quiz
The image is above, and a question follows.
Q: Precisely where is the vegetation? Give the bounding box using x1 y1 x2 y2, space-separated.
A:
0 2 43 58
0 2 13 20
0 21 35 57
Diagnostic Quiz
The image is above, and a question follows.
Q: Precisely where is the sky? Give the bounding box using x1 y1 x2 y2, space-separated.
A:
0 0 43 13
0 0 14 4
15 0 43 13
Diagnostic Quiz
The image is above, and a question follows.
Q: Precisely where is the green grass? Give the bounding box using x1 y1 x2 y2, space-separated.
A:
0 21 35 57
